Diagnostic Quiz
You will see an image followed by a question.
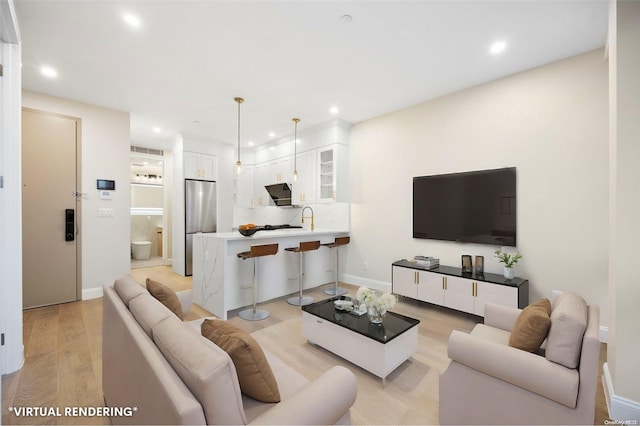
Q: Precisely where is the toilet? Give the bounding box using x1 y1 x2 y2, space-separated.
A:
131 241 152 260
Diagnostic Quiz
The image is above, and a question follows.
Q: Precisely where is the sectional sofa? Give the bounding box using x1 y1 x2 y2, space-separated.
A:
102 276 357 425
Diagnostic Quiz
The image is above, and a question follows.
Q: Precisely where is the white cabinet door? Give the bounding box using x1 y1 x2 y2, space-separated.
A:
392 266 417 298
199 154 217 180
444 276 475 314
236 165 254 207
253 163 269 206
473 281 518 317
418 271 446 306
184 152 201 179
292 150 317 205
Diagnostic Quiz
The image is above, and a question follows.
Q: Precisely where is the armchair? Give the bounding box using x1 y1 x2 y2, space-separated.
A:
440 298 600 425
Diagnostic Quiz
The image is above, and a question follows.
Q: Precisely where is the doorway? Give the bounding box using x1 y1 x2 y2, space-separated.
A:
130 150 165 269
21 108 80 309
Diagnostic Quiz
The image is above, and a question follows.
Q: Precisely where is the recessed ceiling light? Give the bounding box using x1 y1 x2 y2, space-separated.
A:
490 41 507 55
270 146 275 150
123 13 141 28
152 127 161 133
40 66 57 78
329 106 339 114
340 14 353 24
268 132 275 138
248 141 255 147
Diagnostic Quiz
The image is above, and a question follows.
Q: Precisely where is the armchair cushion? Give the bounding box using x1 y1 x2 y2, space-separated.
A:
146 278 184 320
509 298 551 352
546 292 588 368
201 319 281 403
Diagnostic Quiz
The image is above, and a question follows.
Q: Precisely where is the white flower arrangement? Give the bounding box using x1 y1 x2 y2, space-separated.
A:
356 286 397 312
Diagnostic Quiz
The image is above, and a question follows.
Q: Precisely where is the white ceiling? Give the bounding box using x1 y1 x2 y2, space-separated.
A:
16 0 608 150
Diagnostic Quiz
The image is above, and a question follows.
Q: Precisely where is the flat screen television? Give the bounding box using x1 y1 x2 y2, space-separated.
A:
413 167 516 246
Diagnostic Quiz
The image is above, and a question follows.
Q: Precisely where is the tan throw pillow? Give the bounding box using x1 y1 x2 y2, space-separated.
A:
509 298 552 352
146 278 183 320
201 319 280 403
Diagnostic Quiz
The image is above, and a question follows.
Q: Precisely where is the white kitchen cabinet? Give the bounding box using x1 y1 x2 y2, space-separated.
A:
291 150 317 205
268 156 292 184
253 163 269 206
235 165 254 207
392 261 528 317
184 152 217 181
317 144 348 203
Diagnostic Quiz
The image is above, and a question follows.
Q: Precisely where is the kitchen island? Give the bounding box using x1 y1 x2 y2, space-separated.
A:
192 228 349 319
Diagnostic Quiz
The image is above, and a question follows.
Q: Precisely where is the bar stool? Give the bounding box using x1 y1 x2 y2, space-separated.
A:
237 243 278 321
286 240 321 306
321 236 350 296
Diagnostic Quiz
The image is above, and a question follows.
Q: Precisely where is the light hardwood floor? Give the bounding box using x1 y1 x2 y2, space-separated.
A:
2 266 611 425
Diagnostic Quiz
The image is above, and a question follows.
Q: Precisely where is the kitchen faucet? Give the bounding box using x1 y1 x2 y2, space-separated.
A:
301 206 315 231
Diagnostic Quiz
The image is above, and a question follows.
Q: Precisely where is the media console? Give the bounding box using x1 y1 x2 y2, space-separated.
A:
392 259 529 317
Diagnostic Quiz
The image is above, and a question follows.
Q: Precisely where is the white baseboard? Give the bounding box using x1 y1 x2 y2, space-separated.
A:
82 286 103 300
600 325 608 343
341 274 391 293
603 362 640 422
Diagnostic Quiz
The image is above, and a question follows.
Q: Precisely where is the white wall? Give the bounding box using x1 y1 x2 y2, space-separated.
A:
22 90 131 298
346 50 609 325
605 0 640 418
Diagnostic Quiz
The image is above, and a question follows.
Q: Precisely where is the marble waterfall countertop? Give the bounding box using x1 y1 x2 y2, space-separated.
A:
192 228 349 319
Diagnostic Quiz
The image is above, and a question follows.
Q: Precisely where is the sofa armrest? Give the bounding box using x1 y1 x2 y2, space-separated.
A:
447 331 579 408
483 303 521 332
175 289 193 317
249 366 357 425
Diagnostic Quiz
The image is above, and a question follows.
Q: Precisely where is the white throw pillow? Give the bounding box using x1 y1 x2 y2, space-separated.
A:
545 292 588 369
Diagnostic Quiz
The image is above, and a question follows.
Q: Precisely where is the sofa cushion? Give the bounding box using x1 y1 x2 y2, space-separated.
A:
201 319 281 403
114 275 147 306
546 292 588 368
152 317 247 425
509 298 551 352
146 278 184 320
129 294 172 337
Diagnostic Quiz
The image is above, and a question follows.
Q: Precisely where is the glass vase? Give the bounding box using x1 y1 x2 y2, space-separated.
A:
503 266 514 279
367 306 386 324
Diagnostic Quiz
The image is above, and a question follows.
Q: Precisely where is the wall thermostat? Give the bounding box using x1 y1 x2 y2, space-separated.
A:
97 179 115 190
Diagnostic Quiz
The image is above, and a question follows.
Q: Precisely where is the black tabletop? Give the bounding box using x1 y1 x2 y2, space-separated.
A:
302 297 420 344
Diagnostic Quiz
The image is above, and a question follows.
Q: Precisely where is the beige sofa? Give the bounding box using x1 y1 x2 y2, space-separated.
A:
102 275 357 425
439 295 600 425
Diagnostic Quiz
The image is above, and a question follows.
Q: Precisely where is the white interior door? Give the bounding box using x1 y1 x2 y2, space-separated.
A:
22 108 79 308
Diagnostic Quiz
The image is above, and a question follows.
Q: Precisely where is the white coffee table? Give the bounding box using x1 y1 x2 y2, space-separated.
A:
302 298 419 387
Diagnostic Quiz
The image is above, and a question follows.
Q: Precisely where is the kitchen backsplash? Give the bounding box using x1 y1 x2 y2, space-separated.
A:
233 203 350 232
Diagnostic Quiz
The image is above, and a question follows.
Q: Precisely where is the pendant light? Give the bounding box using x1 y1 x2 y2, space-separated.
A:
292 117 300 181
234 97 244 174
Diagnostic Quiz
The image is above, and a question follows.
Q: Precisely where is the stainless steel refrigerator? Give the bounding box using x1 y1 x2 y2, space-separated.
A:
185 179 217 276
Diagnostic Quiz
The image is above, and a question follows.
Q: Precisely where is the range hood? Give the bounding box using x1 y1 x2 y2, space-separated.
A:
265 183 292 206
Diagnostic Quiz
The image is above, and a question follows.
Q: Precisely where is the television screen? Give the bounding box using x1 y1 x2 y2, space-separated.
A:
413 167 516 246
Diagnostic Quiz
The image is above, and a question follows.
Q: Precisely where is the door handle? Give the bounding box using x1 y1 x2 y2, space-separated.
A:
65 209 75 241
